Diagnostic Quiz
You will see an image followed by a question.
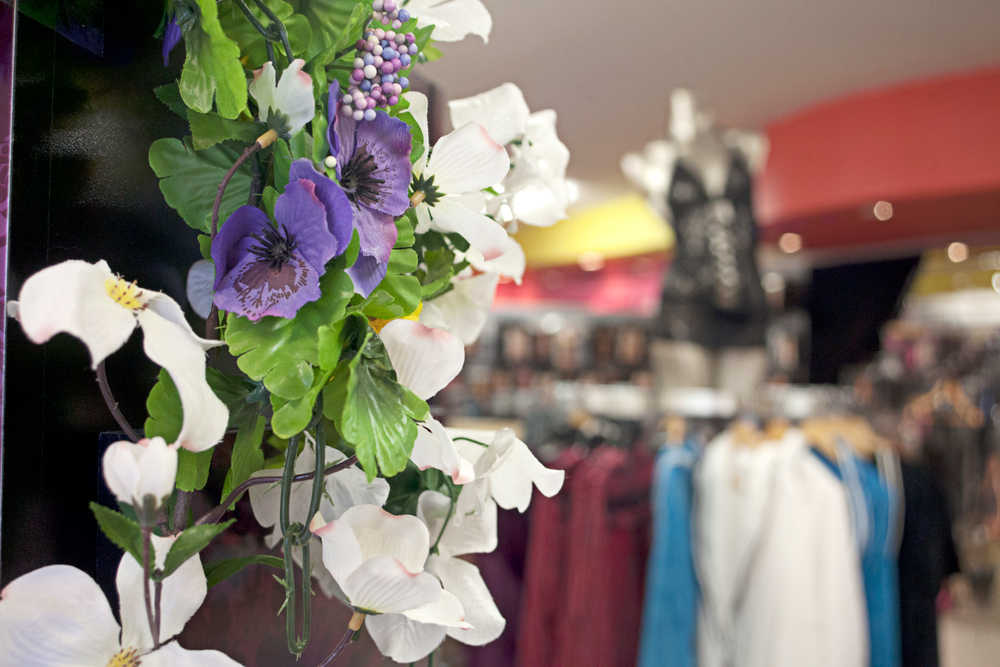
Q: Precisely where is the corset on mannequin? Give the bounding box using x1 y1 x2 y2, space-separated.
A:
624 90 770 403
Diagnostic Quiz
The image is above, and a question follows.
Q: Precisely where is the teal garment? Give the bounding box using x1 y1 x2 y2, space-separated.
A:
813 448 902 667
638 441 699 667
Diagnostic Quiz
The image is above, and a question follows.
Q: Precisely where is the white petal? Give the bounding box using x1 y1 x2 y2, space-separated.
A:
312 509 365 589
427 556 505 645
365 612 446 664
464 234 526 284
138 437 179 502
408 0 492 43
445 429 493 467
426 196 509 263
0 565 121 666
509 179 569 227
102 440 142 506
401 589 470 628
325 461 391 519
427 123 509 195
521 110 570 180
414 201 432 233
342 556 440 614
118 535 207 651
141 641 243 667
420 272 499 345
16 259 135 368
274 58 315 136
403 92 430 174
248 62 277 122
411 418 475 484
417 488 497 558
448 83 529 145
380 319 465 400
6 299 19 321
137 305 228 452
337 504 431 572
477 429 565 512
185 259 215 319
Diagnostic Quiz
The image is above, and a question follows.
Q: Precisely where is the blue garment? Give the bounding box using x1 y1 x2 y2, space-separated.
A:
813 448 902 667
638 441 699 667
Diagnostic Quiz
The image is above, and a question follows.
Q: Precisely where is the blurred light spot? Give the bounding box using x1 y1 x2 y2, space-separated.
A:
873 200 893 221
762 272 786 294
947 242 969 263
992 273 1000 293
498 202 515 222
577 251 605 271
566 179 581 204
779 233 802 254
540 312 564 334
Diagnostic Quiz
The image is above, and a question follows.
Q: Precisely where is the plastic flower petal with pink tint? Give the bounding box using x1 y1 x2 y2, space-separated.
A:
419 270 500 345
11 259 227 452
0 546 240 665
411 417 475 484
472 428 565 512
405 0 492 43
378 318 465 400
249 58 314 138
102 436 178 509
310 505 462 624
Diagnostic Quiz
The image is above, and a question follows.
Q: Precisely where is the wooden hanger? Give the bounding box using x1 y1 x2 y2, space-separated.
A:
801 415 884 460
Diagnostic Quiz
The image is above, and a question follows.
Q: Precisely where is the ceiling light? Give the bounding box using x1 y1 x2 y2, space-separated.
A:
873 200 893 221
947 242 969 263
778 233 803 254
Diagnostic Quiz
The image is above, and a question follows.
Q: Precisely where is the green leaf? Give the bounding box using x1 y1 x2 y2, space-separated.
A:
154 82 188 118
395 209 416 248
218 0 313 69
421 43 443 63
312 111 329 164
145 370 215 492
296 0 370 62
180 0 248 119
273 139 293 192
90 502 144 565
261 186 279 219
225 270 355 400
149 137 253 233
157 520 235 580
197 234 212 260
269 369 330 438
204 554 285 588
189 109 266 150
323 332 427 480
289 129 312 160
220 414 267 506
362 248 421 319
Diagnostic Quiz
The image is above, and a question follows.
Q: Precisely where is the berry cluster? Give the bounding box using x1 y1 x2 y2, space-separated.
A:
340 0 420 121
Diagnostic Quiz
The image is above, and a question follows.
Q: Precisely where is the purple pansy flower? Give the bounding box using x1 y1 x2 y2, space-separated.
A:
162 16 182 67
327 84 412 296
212 159 353 320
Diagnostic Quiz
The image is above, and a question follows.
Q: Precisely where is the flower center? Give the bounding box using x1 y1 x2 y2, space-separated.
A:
340 146 385 207
107 647 141 667
248 224 298 270
104 276 147 311
410 172 441 208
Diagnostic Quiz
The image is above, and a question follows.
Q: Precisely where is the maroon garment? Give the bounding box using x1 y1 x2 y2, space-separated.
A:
518 447 652 667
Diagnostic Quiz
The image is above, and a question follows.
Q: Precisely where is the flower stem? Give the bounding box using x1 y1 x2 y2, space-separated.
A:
141 527 161 649
452 436 490 447
279 435 304 656
249 0 294 62
317 615 362 667
193 455 358 526
95 361 141 442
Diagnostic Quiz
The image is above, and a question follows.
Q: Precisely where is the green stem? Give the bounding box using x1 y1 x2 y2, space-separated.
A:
141 527 161 648
250 0 294 62
279 435 303 655
428 651 435 667
452 436 490 447
428 494 455 555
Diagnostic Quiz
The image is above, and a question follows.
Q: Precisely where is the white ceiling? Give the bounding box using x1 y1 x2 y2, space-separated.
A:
425 0 1000 188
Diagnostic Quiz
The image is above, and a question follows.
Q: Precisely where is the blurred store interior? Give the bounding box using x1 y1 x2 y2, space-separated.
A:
5 0 1000 665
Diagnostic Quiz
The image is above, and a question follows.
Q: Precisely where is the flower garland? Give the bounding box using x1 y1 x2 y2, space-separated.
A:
0 0 570 664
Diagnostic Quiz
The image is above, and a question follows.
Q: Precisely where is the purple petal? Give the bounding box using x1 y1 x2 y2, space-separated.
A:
214 251 321 321
353 204 397 265
332 100 356 180
275 178 340 271
211 206 270 292
352 111 412 216
288 159 354 256
162 18 182 67
326 83 342 166
347 253 389 298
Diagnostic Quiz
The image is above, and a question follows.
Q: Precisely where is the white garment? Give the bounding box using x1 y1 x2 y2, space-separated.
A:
694 431 868 667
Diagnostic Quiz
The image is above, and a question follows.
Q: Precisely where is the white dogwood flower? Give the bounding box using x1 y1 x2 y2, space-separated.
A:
102 436 178 510
450 83 571 229
406 0 491 43
11 259 227 452
248 58 314 137
0 541 239 665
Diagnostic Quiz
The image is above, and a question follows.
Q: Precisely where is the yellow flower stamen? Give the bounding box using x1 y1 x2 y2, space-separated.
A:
104 276 147 311
370 302 423 334
107 647 141 667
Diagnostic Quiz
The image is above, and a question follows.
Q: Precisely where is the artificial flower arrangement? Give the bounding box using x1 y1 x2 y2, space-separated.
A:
0 0 570 664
